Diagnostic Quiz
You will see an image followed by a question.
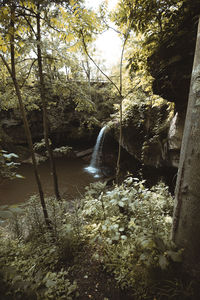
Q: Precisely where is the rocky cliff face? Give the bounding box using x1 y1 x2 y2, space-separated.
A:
129 2 200 173
103 101 184 191
108 100 182 170
148 2 200 113
103 4 200 177
168 112 185 168
0 106 96 149
0 82 113 156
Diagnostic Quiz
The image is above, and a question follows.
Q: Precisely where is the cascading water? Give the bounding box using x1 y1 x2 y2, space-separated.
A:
84 126 107 178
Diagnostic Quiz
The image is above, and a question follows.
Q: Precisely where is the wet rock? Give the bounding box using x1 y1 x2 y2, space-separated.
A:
81 155 91 163
168 112 184 167
76 148 93 158
168 112 184 150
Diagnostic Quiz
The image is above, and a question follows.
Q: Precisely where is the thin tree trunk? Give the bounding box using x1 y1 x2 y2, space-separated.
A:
116 29 130 183
172 18 200 276
36 3 61 201
80 29 130 184
3 4 51 228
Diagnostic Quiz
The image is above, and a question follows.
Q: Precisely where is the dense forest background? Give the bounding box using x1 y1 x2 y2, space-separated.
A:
0 0 200 299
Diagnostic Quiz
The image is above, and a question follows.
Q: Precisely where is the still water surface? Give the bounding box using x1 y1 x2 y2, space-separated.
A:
0 158 95 206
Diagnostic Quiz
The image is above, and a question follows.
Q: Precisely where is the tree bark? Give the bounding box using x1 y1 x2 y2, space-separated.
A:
4 4 51 228
36 3 61 201
172 17 200 276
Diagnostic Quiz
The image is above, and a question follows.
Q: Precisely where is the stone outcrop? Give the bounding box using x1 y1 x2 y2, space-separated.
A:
0 107 95 148
0 82 113 155
109 101 176 168
106 100 186 174
167 112 185 168
148 2 200 113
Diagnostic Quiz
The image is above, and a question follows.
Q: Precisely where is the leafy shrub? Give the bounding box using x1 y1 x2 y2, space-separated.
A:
0 236 79 300
53 146 74 158
0 150 22 181
8 195 83 255
0 196 81 299
80 177 181 297
33 139 47 152
0 177 185 299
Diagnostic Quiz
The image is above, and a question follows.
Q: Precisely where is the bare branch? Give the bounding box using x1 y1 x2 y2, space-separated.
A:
20 58 37 88
101 18 122 35
17 5 37 17
23 14 37 37
80 30 121 95
15 57 37 64
0 54 12 78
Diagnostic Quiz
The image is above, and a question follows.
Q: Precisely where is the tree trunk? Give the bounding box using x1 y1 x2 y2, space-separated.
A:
5 4 51 228
36 3 61 201
172 18 200 276
116 31 129 183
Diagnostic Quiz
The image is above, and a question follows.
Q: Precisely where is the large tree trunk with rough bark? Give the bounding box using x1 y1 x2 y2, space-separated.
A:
172 18 200 276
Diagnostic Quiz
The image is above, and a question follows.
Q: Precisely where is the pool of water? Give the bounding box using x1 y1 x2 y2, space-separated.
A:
0 157 96 206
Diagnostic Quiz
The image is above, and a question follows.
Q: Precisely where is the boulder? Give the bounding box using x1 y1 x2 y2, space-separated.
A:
75 148 93 158
167 112 184 167
168 112 184 150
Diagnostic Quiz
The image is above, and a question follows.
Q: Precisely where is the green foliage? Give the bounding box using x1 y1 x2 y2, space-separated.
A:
0 237 79 299
0 149 22 182
53 146 74 157
111 0 200 90
33 138 47 152
80 177 182 297
0 0 110 131
44 80 115 131
42 270 78 300
0 178 199 299
112 0 183 46
0 196 81 299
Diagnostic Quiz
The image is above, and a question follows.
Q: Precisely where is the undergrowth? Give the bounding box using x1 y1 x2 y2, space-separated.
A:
80 178 184 299
0 197 80 300
0 177 197 299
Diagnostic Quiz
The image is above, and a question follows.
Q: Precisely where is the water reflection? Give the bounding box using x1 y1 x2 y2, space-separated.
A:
0 157 96 206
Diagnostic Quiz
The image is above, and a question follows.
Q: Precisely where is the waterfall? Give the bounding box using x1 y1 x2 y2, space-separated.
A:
84 126 107 178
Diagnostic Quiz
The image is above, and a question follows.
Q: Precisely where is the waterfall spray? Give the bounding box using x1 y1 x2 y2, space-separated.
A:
84 126 107 178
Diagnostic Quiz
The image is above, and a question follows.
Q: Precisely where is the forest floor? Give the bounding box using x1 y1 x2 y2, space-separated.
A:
68 245 200 300
69 246 134 300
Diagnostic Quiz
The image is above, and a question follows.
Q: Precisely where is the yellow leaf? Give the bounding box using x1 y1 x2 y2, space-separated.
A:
1 45 7 53
15 50 20 57
70 0 76 6
18 41 24 47
2 7 9 16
